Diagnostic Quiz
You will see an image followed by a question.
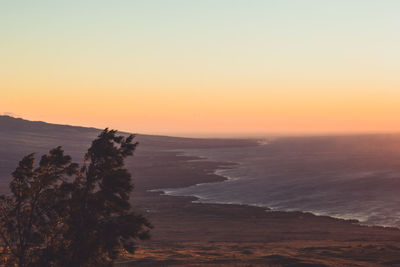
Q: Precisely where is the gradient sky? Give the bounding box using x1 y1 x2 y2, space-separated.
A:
1 0 400 137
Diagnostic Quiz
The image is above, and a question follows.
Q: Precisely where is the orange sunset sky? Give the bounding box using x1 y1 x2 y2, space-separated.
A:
1 1 400 137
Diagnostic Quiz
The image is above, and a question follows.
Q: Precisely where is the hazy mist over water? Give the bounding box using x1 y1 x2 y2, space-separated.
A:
162 135 400 228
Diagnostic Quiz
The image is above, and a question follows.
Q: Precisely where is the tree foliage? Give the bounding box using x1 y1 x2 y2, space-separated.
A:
0 129 152 266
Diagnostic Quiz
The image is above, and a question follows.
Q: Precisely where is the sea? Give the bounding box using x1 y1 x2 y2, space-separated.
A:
159 135 400 228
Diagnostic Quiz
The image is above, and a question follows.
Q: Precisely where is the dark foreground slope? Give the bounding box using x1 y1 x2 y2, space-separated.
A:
1 116 400 266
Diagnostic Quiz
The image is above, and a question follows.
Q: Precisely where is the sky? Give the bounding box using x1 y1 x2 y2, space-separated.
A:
1 0 400 137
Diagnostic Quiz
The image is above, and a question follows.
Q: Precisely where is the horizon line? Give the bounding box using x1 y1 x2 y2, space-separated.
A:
2 114 400 139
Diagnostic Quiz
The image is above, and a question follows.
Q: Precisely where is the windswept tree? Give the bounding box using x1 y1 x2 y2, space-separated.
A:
0 147 78 266
0 129 152 267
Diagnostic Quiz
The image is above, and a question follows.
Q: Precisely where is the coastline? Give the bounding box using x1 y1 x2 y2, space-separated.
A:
152 146 400 230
